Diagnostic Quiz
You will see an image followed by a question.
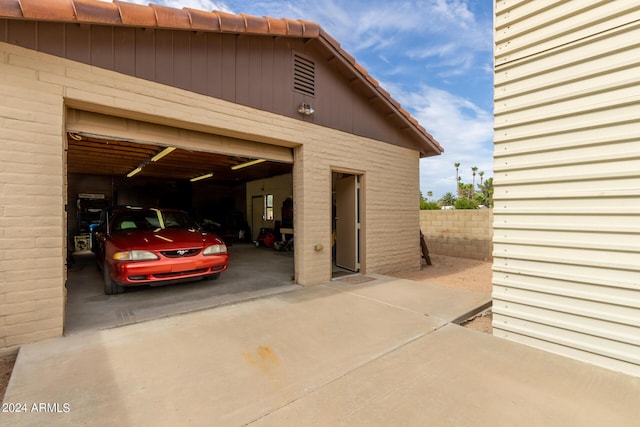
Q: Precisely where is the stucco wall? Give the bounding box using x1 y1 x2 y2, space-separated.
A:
419 209 493 260
0 42 421 353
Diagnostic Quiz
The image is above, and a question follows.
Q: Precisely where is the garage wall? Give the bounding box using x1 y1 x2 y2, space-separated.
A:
0 44 66 354
246 174 293 240
292 130 421 283
0 41 421 353
494 1 640 376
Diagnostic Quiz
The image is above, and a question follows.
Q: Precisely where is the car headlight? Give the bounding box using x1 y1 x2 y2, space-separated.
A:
113 250 159 261
203 244 227 255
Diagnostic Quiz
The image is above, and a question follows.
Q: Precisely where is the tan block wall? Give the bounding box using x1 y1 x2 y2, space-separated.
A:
292 130 421 284
0 42 421 351
419 209 493 260
0 46 66 354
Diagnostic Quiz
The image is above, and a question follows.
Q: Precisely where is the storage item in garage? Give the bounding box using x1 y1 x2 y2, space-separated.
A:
255 228 276 248
74 234 91 253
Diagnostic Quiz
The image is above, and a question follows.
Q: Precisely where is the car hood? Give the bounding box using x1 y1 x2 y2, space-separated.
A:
109 228 222 250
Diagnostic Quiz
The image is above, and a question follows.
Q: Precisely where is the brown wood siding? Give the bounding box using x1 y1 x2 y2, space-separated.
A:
0 19 420 151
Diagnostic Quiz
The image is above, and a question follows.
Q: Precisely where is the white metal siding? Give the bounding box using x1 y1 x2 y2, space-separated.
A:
494 0 640 376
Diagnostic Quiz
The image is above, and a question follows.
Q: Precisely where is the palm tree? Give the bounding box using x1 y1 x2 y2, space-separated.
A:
479 171 484 187
464 183 473 198
478 177 494 207
454 163 460 196
471 166 478 195
427 191 433 201
438 192 456 207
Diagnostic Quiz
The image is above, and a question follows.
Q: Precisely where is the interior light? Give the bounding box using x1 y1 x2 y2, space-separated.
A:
231 159 266 170
190 172 214 182
151 146 176 162
127 167 142 178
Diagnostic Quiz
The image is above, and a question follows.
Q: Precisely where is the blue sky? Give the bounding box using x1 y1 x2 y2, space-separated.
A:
129 0 494 199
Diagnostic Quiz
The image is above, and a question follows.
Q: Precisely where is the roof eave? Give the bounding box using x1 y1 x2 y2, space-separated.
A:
317 30 444 157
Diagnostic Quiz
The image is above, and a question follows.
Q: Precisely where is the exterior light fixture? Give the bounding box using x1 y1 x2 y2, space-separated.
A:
231 159 266 170
297 103 315 116
190 172 214 182
151 146 176 162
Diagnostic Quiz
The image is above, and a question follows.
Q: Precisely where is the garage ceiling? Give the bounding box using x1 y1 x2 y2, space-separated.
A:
67 133 292 183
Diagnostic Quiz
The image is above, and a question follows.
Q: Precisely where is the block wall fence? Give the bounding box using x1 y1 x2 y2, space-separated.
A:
419 209 493 260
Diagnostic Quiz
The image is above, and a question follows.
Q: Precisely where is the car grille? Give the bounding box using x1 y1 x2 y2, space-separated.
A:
153 268 209 278
160 248 200 258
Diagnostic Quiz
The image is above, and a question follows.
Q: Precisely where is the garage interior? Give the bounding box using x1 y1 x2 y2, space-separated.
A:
65 124 296 335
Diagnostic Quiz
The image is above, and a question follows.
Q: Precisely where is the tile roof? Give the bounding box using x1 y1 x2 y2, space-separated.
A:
0 0 442 154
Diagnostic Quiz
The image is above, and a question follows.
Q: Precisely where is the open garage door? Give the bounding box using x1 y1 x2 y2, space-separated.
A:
64 109 296 335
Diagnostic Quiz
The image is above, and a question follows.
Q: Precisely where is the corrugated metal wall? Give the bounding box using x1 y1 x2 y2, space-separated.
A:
493 1 640 376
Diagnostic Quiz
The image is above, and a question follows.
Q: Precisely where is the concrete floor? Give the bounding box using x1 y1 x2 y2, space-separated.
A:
4 276 638 426
64 243 298 335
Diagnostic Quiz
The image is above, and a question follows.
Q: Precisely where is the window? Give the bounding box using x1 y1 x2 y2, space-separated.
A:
265 194 274 221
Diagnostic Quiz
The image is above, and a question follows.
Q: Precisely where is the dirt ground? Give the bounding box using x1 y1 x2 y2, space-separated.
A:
1 354 16 402
391 253 493 294
390 253 493 333
0 253 493 402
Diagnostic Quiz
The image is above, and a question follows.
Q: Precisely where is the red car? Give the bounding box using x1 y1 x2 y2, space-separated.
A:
93 207 228 295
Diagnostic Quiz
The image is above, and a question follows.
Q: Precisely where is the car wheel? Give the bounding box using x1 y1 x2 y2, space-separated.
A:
103 263 124 295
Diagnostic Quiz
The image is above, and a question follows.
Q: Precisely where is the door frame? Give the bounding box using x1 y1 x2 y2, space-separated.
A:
251 195 264 242
331 169 365 277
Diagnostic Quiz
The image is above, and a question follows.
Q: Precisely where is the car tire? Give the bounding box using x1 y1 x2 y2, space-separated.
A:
103 263 124 295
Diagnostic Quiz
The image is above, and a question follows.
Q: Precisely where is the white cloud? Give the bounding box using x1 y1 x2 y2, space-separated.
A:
127 0 232 13
389 85 494 198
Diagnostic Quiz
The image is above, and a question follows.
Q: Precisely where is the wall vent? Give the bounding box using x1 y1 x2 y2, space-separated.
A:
293 54 315 97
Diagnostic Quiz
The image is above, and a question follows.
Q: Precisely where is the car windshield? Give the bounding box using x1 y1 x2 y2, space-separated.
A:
110 210 199 232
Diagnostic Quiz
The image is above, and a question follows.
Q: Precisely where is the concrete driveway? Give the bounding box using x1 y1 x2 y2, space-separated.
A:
2 275 639 426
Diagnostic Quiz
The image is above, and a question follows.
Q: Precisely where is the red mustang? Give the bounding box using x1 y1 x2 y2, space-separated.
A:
93 207 228 295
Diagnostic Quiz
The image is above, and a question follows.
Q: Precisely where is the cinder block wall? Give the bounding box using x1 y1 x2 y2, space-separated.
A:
0 46 66 356
419 209 493 260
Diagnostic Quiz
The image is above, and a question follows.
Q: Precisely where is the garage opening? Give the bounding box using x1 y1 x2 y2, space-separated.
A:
64 110 296 335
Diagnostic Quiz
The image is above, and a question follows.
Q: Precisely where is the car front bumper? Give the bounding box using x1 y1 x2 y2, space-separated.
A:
109 254 229 286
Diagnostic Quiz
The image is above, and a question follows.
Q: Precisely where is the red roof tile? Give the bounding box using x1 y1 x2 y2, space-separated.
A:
216 10 245 32
0 0 23 18
20 0 76 21
114 1 155 26
239 13 269 34
264 16 288 36
0 0 442 154
74 0 121 24
150 3 191 30
184 8 221 31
